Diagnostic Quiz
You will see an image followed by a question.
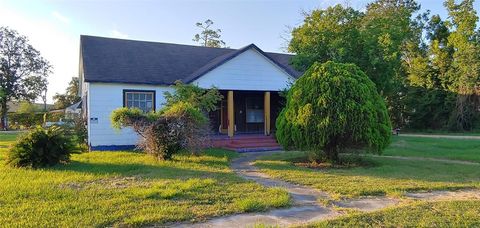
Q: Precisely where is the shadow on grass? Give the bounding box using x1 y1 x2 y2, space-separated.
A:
52 160 237 180
46 149 241 181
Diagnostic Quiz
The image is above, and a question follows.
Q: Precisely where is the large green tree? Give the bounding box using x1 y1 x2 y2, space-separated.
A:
53 77 80 109
276 61 391 162
289 0 420 127
403 13 455 129
444 0 480 130
403 0 480 130
0 27 50 130
289 5 364 71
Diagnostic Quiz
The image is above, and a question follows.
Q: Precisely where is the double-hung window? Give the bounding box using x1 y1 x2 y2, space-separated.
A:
123 90 155 113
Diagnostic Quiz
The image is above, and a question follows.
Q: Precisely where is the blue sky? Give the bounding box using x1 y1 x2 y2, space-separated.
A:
0 0 477 102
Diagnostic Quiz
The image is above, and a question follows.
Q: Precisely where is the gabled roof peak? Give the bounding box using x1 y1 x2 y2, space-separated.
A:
80 36 302 85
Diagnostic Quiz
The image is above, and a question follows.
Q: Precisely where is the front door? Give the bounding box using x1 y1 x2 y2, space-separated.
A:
245 96 264 133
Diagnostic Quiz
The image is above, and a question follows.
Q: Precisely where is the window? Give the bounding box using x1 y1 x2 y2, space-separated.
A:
123 90 155 112
246 97 264 123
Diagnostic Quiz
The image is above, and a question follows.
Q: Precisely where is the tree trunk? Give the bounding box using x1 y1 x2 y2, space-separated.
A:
324 137 340 163
325 147 339 163
0 99 8 131
454 94 474 131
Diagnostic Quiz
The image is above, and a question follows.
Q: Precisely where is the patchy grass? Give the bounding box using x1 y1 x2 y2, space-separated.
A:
234 187 290 212
255 151 480 199
0 132 289 227
401 129 480 136
308 200 480 227
0 132 19 149
385 136 480 162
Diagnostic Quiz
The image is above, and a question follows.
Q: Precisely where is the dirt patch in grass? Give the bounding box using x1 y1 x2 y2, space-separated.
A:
291 154 378 170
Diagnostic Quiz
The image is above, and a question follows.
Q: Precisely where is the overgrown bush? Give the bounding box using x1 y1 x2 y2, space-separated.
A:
164 81 223 112
63 116 89 152
276 61 391 162
111 103 210 160
6 126 76 168
111 83 221 160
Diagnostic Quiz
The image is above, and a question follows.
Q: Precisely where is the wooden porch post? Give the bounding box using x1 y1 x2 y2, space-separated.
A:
264 91 271 135
227 90 235 137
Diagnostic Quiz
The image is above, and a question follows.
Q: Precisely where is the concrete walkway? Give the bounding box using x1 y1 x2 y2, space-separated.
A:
172 151 480 228
175 152 398 227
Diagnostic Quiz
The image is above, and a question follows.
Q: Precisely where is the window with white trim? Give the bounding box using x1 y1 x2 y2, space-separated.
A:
124 90 155 112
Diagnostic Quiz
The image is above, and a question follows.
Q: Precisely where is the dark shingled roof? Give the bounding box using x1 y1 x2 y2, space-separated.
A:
81 35 302 85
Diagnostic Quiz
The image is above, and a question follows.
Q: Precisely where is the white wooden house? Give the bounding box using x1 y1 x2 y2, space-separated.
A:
79 36 301 150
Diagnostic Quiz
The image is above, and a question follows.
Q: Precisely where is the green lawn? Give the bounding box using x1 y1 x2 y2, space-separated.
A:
401 130 480 136
255 150 480 199
309 200 480 227
384 136 480 162
0 132 289 227
256 136 480 226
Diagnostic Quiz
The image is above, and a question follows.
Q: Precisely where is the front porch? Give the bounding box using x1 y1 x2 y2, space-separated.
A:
209 90 284 137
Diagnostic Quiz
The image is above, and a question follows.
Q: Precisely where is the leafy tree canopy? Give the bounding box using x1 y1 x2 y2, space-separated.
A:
403 0 480 130
0 27 50 129
53 77 80 109
289 0 420 127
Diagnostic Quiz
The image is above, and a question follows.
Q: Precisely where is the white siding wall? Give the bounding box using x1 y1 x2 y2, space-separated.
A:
87 83 174 147
192 49 294 91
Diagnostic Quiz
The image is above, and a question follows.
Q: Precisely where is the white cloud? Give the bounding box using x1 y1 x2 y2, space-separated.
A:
0 6 78 103
52 11 70 24
110 29 129 39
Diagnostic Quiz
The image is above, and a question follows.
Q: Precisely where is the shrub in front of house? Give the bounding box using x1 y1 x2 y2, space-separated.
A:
6 126 76 168
61 116 89 152
111 83 220 160
276 61 391 162
111 102 210 160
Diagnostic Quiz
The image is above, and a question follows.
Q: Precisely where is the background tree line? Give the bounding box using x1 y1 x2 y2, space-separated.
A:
289 0 480 131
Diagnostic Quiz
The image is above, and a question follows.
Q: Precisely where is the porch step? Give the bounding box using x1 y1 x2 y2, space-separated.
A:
211 134 282 152
229 138 277 144
229 146 282 153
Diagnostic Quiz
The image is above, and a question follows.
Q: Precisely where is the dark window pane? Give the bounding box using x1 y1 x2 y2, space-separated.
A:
246 109 264 123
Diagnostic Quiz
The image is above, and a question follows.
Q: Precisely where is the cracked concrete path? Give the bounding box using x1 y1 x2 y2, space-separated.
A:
175 152 398 228
171 151 480 228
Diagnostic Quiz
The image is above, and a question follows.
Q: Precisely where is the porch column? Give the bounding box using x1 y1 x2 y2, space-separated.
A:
227 90 235 137
264 91 271 135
